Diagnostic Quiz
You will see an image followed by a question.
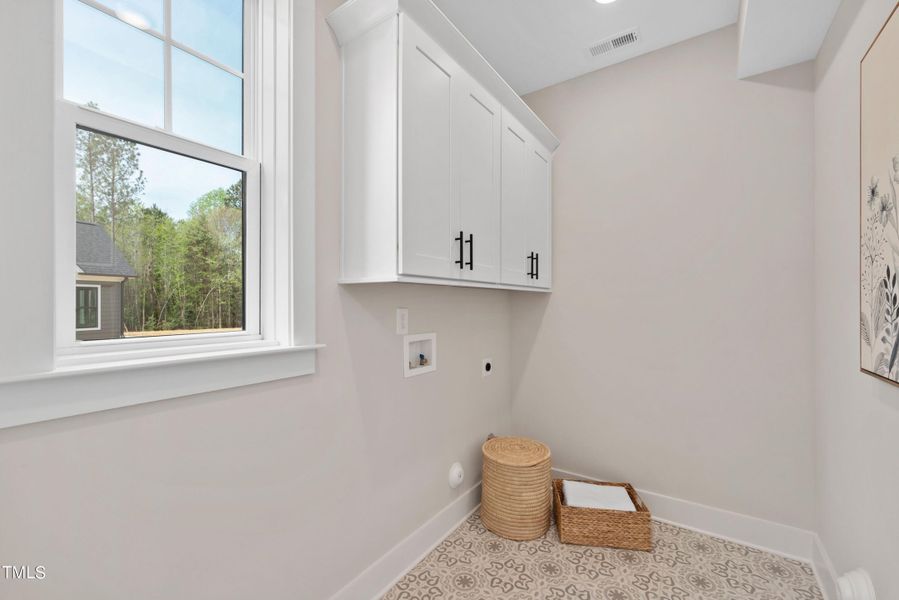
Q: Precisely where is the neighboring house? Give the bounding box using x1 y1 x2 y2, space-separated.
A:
75 221 136 341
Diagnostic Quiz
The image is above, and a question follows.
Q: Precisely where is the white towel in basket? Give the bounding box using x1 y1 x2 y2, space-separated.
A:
562 480 636 512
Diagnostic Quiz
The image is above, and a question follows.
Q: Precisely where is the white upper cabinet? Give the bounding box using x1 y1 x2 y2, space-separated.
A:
501 116 530 287
452 73 502 284
501 110 552 289
399 17 502 284
328 0 558 292
399 17 457 279
526 140 553 289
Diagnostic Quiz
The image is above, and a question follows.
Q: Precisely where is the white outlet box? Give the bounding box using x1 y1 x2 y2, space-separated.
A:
396 308 408 335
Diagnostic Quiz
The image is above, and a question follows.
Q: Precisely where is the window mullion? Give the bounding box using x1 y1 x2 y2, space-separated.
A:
69 103 256 173
170 39 246 80
163 0 173 131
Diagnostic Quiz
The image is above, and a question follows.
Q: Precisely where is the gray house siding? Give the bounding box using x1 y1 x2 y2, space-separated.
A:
75 221 135 340
76 280 124 341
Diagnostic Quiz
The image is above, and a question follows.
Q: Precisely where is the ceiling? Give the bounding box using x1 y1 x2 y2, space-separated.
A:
737 0 843 79
431 0 742 95
429 0 845 94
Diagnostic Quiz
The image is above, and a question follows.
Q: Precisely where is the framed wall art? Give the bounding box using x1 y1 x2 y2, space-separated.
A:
861 4 899 384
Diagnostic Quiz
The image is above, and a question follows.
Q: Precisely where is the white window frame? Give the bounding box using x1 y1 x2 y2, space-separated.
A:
75 284 101 331
0 0 318 430
56 0 261 360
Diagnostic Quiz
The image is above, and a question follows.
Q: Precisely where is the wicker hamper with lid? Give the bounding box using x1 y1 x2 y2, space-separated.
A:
481 436 552 541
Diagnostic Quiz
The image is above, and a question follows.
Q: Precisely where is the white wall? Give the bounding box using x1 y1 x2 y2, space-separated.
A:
518 25 818 529
0 1 511 598
815 0 899 596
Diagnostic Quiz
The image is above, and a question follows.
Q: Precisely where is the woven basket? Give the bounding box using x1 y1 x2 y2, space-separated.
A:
553 479 652 551
481 437 552 541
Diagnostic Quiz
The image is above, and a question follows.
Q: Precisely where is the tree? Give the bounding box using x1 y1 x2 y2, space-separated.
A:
75 129 102 222
75 128 146 246
186 181 243 328
75 127 245 335
189 180 242 216
122 205 180 332
75 102 103 223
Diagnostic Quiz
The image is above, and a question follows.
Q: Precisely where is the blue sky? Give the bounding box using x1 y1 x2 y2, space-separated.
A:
65 0 243 221
138 145 241 221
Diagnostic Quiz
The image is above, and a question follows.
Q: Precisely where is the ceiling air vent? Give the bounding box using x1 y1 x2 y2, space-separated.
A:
587 28 640 58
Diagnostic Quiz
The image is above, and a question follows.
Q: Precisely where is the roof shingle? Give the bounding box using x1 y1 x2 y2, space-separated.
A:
75 221 137 278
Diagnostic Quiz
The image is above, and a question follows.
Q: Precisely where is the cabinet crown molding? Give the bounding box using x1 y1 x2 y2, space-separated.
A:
326 0 560 152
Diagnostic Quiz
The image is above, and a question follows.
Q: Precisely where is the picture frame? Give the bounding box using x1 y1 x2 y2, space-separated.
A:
860 4 899 385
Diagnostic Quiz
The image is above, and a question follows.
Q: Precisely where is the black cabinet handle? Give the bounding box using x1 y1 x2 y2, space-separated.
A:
535 253 539 280
454 231 464 269
465 233 473 270
526 252 535 279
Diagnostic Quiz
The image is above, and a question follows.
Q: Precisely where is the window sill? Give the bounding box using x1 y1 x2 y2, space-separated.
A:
0 343 323 430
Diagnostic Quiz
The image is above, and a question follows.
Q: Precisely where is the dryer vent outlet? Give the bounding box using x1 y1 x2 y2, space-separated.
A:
837 569 876 600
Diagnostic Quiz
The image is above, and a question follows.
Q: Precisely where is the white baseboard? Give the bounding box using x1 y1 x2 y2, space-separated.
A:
553 468 817 562
329 482 482 600
813 534 840 600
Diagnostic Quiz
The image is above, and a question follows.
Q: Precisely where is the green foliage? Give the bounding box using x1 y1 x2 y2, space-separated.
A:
76 131 243 334
189 181 243 216
76 128 146 245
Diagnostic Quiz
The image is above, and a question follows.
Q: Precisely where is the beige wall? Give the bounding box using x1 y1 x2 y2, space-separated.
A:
0 1 511 598
815 0 899 596
517 25 817 529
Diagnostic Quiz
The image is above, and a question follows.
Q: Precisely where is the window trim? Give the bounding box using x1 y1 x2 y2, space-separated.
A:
75 284 101 331
0 343 321 430
0 0 321 430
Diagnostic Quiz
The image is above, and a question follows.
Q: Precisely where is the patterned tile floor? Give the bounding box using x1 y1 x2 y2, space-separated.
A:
383 512 823 600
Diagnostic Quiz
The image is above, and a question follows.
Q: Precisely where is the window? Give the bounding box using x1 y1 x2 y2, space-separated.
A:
0 0 313 429
73 127 248 339
50 0 314 368
75 285 100 330
57 0 261 348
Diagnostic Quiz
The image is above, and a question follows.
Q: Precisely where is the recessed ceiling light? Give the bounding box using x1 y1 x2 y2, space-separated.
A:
595 0 617 4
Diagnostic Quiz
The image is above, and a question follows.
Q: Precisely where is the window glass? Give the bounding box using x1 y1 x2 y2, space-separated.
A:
76 286 99 329
172 48 243 154
94 0 163 31
64 0 245 155
172 0 244 71
75 128 245 339
63 0 164 127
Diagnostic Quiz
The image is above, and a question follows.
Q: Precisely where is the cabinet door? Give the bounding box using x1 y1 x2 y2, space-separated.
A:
501 110 553 289
527 146 552 288
501 114 531 286
453 74 502 283
399 17 457 279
